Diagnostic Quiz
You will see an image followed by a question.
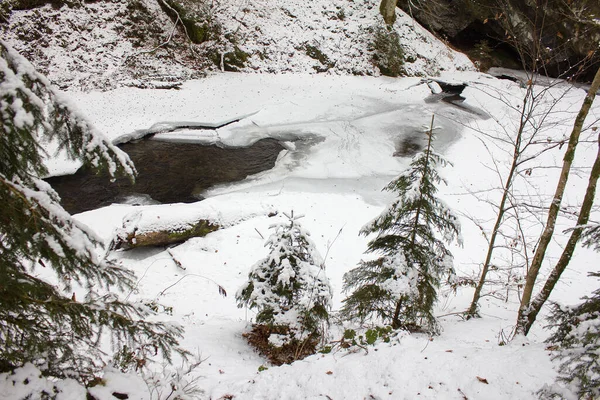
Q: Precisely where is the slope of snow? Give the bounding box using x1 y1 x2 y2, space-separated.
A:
220 327 555 400
4 0 600 397
39 71 597 399
1 0 473 90
1 0 196 90
211 0 473 76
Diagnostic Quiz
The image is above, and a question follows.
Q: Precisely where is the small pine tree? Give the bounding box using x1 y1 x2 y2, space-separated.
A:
236 211 332 355
540 225 600 399
541 273 600 399
0 41 184 381
341 116 461 333
371 25 404 77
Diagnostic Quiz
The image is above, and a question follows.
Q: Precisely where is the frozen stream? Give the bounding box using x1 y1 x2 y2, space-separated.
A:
46 88 482 214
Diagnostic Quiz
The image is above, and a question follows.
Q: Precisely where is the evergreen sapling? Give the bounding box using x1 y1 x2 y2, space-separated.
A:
0 41 184 382
236 211 332 359
540 224 600 399
341 116 462 333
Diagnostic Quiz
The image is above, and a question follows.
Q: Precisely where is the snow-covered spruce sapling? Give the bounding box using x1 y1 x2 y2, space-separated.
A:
539 225 600 399
236 211 332 362
0 42 185 382
341 115 462 334
540 271 600 399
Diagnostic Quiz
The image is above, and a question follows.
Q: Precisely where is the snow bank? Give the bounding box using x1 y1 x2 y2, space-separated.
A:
0 364 148 400
217 326 554 399
53 71 600 398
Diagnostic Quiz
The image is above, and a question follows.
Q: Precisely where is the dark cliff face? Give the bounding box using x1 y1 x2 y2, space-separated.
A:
397 0 600 81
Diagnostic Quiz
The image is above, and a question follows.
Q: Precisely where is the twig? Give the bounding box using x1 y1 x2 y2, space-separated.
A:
436 311 467 319
254 228 264 240
157 0 198 56
157 273 227 298
167 249 186 270
126 257 172 300
321 225 345 269
420 338 432 353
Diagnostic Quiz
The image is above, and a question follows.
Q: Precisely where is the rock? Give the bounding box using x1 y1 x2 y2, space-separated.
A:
397 0 474 37
397 0 600 81
430 79 466 95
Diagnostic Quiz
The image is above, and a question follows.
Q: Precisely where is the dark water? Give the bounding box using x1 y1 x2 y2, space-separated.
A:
46 138 284 214
394 133 424 157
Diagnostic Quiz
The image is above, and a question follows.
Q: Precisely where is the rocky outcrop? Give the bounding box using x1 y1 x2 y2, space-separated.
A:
398 0 474 37
397 0 600 81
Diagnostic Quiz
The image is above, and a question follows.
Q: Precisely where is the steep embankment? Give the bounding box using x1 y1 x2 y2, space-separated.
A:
1 0 473 90
396 0 600 80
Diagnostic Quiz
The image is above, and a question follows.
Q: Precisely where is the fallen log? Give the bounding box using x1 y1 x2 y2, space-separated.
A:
111 218 219 250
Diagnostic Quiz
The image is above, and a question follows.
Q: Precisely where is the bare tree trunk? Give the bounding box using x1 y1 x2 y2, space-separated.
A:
466 92 528 317
466 167 515 317
380 0 397 25
515 67 600 335
522 131 600 334
392 297 403 328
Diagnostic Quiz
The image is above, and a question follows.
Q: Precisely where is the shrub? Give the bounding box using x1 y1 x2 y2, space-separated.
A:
237 211 332 363
305 44 335 72
208 45 249 72
158 0 222 44
371 25 405 77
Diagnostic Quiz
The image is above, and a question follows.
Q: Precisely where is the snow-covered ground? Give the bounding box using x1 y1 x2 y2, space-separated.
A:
3 0 599 398
23 70 596 399
2 0 472 90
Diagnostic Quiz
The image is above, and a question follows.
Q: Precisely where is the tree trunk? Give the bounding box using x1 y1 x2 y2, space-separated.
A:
400 115 434 327
379 0 397 25
515 67 600 335
392 297 403 328
522 131 600 334
467 81 536 317
112 219 219 250
409 114 435 248
467 118 524 317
